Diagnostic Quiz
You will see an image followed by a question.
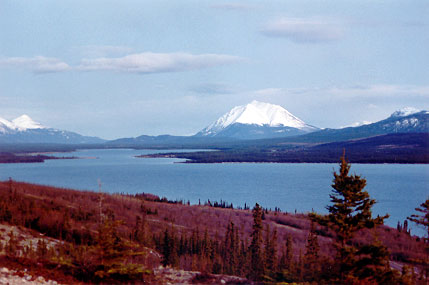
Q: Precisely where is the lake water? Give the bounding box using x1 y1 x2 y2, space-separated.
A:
0 148 428 236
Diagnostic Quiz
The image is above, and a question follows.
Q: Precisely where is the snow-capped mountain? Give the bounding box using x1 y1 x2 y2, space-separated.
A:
0 114 46 133
383 108 429 133
300 107 429 142
12 114 45 131
196 101 319 139
389 107 422 118
0 115 105 144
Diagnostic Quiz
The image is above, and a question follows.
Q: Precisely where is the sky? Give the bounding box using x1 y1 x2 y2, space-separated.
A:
0 0 428 139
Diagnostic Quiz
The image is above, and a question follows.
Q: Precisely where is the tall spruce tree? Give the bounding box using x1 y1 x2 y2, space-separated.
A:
408 198 429 240
279 234 294 276
224 221 238 275
249 203 264 281
311 154 389 283
161 227 179 267
304 220 320 281
407 198 429 282
265 226 277 274
78 218 149 282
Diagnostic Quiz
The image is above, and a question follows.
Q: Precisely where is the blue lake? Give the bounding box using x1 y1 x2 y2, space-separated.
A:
0 148 428 236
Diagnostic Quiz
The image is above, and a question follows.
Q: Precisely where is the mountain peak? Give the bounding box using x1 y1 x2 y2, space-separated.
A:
390 107 421 118
12 115 46 131
0 114 105 143
197 101 318 138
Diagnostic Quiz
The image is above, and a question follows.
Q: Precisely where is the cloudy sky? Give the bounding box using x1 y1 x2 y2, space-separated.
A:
1 0 428 139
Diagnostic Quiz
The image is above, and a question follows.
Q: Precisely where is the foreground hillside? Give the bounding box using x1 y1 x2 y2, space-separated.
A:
0 178 427 283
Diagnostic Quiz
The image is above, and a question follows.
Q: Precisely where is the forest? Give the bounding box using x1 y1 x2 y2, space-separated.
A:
0 156 428 284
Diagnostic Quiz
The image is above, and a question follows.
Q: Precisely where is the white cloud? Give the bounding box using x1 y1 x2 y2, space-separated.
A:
261 17 344 43
0 56 70 73
77 52 243 73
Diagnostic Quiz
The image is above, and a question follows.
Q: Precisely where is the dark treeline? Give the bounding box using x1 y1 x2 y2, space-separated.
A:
0 156 428 283
142 133 429 164
0 152 51 163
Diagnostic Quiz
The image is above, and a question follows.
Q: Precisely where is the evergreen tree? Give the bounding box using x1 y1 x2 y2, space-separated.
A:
264 225 277 276
238 234 248 276
249 203 264 281
132 215 149 246
304 220 320 281
407 198 429 282
279 233 295 282
354 239 398 284
72 218 149 282
408 198 429 240
161 227 179 267
311 154 389 283
223 222 238 275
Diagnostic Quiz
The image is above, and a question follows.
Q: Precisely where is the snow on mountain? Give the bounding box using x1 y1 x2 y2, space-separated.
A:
12 115 46 131
0 114 104 144
197 101 318 138
0 115 46 133
0 117 15 133
390 107 421 118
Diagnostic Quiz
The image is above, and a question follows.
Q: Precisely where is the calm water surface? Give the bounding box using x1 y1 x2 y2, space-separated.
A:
0 148 428 236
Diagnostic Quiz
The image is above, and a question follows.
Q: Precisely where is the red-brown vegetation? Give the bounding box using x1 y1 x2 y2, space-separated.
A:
0 179 427 283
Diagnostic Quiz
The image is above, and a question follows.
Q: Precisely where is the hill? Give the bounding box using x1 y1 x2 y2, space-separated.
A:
0 179 426 283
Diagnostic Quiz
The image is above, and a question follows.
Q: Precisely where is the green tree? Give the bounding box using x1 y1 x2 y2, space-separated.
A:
278 234 294 280
264 226 277 274
223 221 238 275
249 203 264 281
407 198 429 282
353 239 399 284
311 154 389 283
408 198 429 240
304 220 320 281
71 218 148 282
161 227 179 268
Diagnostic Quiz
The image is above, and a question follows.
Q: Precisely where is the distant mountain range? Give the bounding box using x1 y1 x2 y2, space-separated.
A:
0 102 428 145
0 115 105 144
294 108 429 143
108 102 429 146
